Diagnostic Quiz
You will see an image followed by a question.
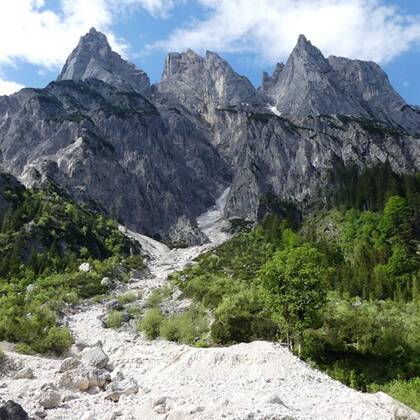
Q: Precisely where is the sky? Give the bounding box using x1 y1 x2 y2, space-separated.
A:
1 0 420 104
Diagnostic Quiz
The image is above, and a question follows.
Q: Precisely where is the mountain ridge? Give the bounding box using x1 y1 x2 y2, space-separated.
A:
0 29 418 242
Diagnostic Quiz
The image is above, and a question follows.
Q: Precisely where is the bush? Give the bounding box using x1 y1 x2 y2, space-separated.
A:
14 343 36 355
138 308 164 339
211 288 278 344
146 287 171 308
106 311 124 329
36 326 73 354
117 292 140 305
160 306 209 344
124 255 145 271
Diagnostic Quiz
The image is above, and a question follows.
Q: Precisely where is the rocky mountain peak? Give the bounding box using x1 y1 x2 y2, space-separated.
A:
158 49 261 122
288 34 330 71
261 62 284 96
58 28 150 96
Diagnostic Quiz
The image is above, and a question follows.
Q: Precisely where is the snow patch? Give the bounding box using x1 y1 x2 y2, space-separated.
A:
268 105 281 116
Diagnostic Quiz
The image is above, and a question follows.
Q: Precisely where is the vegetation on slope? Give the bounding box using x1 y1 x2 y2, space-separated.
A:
0 175 143 354
139 164 420 410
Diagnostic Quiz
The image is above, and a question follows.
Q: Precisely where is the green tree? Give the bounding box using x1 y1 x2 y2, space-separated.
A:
380 196 412 242
259 245 329 353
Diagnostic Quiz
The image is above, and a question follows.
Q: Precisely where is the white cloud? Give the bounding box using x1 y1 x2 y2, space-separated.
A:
0 0 178 69
0 0 179 95
153 0 420 65
0 77 25 95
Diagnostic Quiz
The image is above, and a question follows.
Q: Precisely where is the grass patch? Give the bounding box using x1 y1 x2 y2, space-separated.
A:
106 311 125 329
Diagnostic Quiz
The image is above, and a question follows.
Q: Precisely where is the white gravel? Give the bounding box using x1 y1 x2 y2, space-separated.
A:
0 189 418 420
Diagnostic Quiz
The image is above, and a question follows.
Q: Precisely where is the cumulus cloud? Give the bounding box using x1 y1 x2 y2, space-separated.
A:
0 0 177 70
153 0 420 64
0 0 179 94
0 77 25 95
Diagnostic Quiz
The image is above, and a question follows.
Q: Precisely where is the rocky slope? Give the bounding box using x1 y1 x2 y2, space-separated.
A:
0 29 419 239
1 193 418 420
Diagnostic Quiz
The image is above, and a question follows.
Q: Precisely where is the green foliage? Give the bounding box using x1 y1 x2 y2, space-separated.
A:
124 255 145 271
106 311 124 329
166 181 419 408
329 162 420 212
0 177 142 354
211 288 278 344
117 292 140 305
146 287 171 308
159 306 209 345
259 245 329 350
369 378 420 412
39 326 73 354
138 308 164 339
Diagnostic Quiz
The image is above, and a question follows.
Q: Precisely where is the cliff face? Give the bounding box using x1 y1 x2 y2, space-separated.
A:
0 38 231 242
0 29 419 239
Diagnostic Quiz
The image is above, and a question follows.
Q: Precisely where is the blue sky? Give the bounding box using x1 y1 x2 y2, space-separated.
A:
1 0 420 104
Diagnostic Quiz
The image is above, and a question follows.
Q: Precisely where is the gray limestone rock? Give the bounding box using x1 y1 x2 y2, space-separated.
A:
158 49 263 123
81 346 109 369
0 401 29 420
37 383 62 409
58 28 150 96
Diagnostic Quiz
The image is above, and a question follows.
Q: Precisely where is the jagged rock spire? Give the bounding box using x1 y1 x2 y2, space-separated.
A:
58 28 150 96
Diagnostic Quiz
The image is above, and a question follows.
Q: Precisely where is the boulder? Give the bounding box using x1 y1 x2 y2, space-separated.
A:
78 262 91 272
104 378 139 402
105 300 123 311
101 277 114 288
59 371 90 391
14 367 34 379
0 401 29 420
87 368 111 389
59 357 81 372
81 346 109 368
38 383 62 409
74 340 89 351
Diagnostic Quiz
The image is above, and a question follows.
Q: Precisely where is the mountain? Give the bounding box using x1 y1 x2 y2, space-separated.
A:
58 28 151 96
265 34 420 133
0 30 231 245
0 29 419 241
157 49 262 123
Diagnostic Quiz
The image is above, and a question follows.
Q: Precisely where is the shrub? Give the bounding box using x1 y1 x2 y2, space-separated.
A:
146 287 171 308
117 292 140 305
160 306 209 344
124 255 145 271
36 326 73 354
211 288 278 344
14 343 36 355
138 308 164 339
106 311 124 329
